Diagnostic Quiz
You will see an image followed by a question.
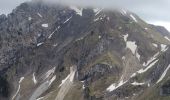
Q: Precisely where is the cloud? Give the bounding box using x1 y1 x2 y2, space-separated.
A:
43 0 170 31
0 0 170 31
0 0 31 15
149 21 170 32
43 0 170 22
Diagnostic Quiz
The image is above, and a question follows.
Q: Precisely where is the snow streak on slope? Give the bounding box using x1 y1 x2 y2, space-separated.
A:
136 52 140 60
120 9 127 15
130 73 137 78
130 14 138 22
107 76 127 92
37 13 42 18
29 75 56 100
157 64 170 83
44 67 56 79
32 72 37 84
107 80 127 92
48 26 60 39
59 73 71 87
12 77 24 100
94 8 102 16
64 16 72 23
138 59 159 74
164 36 170 41
55 66 76 100
143 52 159 66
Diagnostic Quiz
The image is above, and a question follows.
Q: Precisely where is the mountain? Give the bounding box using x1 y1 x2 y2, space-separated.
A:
0 1 170 100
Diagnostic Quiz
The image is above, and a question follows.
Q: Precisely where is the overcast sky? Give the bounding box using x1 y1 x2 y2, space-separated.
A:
0 0 170 31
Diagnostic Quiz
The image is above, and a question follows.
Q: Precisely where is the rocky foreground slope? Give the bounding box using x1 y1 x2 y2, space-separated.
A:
0 1 170 100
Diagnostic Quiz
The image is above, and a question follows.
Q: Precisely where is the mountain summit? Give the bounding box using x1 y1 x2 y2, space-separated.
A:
0 1 170 100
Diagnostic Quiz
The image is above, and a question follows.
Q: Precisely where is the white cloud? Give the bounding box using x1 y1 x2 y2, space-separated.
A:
149 21 170 32
0 0 31 15
0 0 170 33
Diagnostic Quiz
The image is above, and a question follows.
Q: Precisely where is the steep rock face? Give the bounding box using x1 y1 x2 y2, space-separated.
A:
0 1 170 100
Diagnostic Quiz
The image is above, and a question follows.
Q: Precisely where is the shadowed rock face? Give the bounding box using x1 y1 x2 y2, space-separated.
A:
160 78 170 96
0 76 10 98
0 1 170 100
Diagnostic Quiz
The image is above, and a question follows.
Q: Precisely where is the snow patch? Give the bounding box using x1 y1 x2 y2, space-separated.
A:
53 43 58 47
130 14 138 22
143 52 159 66
82 84 85 89
49 75 56 85
148 83 151 87
122 56 125 60
107 84 116 91
45 67 56 79
59 67 76 87
107 80 127 92
161 44 168 52
99 35 101 39
12 85 21 100
123 34 128 42
76 37 84 41
19 77 24 83
70 6 83 16
93 8 100 13
131 73 137 78
123 34 138 55
59 74 70 87
107 76 126 92
94 17 100 22
30 75 56 100
41 24 48 28
28 17 32 21
94 15 105 22
37 42 44 47
164 36 170 41
157 64 170 83
36 97 44 100
136 52 140 60
32 73 37 84
118 27 122 30
126 41 137 54
145 28 148 30
152 43 158 48
131 81 145 86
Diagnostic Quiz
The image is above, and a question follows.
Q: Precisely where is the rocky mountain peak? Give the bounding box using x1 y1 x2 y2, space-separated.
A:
0 1 170 100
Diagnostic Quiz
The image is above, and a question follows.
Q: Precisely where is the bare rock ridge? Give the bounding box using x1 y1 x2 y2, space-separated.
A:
0 0 170 100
